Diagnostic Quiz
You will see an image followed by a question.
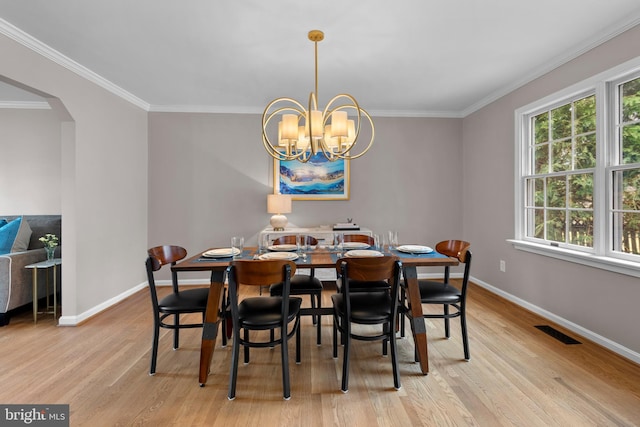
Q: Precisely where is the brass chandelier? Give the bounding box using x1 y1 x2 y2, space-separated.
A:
262 30 375 163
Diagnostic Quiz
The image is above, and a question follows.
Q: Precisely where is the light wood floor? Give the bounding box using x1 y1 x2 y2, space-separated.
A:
1 281 639 426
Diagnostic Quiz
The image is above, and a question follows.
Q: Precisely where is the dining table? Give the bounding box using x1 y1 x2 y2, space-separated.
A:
172 245 459 386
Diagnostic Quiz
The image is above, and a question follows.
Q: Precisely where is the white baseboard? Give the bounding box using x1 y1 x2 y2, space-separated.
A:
57 274 640 365
470 275 640 365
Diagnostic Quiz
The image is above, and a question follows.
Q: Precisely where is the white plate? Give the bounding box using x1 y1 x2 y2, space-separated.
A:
342 242 370 249
268 244 298 252
258 252 299 261
344 249 384 257
396 245 433 254
202 247 241 258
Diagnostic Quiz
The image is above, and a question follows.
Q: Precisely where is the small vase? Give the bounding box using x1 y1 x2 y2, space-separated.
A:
45 246 56 261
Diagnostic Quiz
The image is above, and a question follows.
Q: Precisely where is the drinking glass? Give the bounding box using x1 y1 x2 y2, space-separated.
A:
258 234 269 254
374 234 381 252
388 231 398 250
334 232 344 253
231 236 244 259
297 234 308 254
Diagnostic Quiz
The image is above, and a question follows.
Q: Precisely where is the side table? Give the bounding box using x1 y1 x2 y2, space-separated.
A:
25 258 61 323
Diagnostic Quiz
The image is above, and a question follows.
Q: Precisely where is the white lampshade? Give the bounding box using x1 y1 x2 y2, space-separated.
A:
267 194 292 231
281 114 298 140
331 110 348 137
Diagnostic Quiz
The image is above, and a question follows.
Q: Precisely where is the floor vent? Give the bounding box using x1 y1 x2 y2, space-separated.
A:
535 325 581 345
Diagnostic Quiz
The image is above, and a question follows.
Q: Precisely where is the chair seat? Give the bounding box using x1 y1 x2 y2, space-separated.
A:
238 296 302 328
270 275 322 294
418 280 462 304
332 292 392 323
158 287 209 313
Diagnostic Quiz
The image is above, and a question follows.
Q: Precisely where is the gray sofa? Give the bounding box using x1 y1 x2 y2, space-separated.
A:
0 215 61 325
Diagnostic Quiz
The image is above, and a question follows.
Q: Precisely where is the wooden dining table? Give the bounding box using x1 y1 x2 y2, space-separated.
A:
172 245 459 386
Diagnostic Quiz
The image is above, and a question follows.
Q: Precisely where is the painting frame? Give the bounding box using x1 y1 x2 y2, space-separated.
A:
273 152 350 200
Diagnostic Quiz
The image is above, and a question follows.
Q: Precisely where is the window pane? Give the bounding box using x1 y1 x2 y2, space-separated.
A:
546 176 566 208
622 123 640 164
525 208 544 239
534 144 549 174
546 210 566 242
551 139 572 172
622 168 640 210
552 104 572 140
569 173 593 209
575 133 596 169
533 112 549 144
621 76 640 122
575 95 596 134
614 212 640 255
535 178 544 207
569 211 593 247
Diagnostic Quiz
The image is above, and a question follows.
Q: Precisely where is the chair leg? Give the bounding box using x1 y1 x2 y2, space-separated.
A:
296 315 301 364
332 316 338 358
316 292 322 345
382 323 389 356
461 307 470 361
244 329 250 364
444 304 450 338
227 324 241 400
149 321 160 375
341 319 351 393
281 325 291 400
311 293 317 325
390 322 401 390
173 314 180 349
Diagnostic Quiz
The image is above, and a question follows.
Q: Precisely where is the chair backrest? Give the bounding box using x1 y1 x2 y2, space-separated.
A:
228 259 297 287
273 235 319 246
336 256 402 296
146 245 188 294
227 260 297 324
342 234 375 245
434 240 472 290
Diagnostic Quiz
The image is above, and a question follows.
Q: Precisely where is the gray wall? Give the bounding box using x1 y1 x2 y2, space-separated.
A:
463 24 640 357
148 112 463 279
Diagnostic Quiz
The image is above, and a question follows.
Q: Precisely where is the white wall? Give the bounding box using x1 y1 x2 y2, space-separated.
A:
0 108 61 212
462 24 640 357
0 34 149 321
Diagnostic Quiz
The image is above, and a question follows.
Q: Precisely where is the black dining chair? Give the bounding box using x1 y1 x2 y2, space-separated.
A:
269 235 324 345
402 240 472 361
145 245 209 376
332 256 403 392
336 234 390 293
227 259 302 400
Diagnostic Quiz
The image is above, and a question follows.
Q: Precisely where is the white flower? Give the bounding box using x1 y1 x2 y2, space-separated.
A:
39 234 59 248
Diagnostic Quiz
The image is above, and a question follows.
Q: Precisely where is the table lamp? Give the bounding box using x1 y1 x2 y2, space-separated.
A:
267 194 292 231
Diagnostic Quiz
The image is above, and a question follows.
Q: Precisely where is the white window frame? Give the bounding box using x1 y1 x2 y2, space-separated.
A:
512 55 640 279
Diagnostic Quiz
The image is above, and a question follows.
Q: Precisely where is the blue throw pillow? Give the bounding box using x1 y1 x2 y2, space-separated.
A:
0 217 32 255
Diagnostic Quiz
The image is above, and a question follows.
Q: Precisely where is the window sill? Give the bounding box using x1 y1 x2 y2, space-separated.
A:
508 239 640 279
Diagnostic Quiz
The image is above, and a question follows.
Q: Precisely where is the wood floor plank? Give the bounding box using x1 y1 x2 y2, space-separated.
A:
0 282 639 426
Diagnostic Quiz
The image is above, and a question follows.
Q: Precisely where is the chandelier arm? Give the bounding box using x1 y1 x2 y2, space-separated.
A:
331 108 375 160
262 98 310 161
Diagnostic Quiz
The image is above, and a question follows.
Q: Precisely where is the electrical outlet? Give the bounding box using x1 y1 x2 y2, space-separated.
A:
500 260 506 272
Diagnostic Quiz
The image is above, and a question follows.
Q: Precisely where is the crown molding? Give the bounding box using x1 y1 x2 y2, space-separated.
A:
0 18 150 111
460 14 640 117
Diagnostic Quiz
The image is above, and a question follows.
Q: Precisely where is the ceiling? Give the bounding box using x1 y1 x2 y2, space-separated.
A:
1 0 640 117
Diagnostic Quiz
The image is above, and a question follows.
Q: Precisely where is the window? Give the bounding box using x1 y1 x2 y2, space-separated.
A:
514 57 640 277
